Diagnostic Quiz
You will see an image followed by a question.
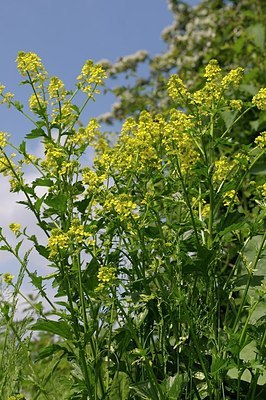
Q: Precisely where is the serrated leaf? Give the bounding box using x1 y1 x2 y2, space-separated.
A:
25 128 46 139
32 177 54 188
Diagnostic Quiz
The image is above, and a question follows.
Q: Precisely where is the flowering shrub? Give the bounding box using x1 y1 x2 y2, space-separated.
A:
0 52 265 400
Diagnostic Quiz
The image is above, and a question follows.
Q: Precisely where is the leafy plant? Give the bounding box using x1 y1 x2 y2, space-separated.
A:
0 50 265 399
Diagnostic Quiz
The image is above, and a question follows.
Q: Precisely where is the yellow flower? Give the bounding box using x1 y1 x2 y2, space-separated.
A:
48 76 66 99
223 190 237 207
16 51 46 78
213 156 231 184
204 59 221 81
252 88 266 110
51 101 76 127
167 74 190 101
254 131 266 148
96 265 117 292
3 273 14 285
221 67 244 89
47 228 69 258
29 93 47 111
259 183 266 197
229 99 243 111
68 219 91 244
77 60 106 94
103 194 139 220
0 131 9 148
69 119 99 147
9 223 21 234
41 143 66 173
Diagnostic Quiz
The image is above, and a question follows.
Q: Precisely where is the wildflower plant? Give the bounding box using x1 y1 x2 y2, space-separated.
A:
0 53 265 399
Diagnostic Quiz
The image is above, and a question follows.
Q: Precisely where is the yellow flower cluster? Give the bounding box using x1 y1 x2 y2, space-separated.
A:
220 67 244 89
23 153 37 165
223 190 237 207
107 111 162 174
0 153 23 192
82 168 107 194
229 99 243 111
252 88 266 110
48 220 92 258
254 131 266 148
77 60 106 94
163 109 198 172
69 119 99 147
167 75 190 102
9 222 21 234
48 228 70 258
0 85 15 107
51 101 76 127
213 156 231 185
41 143 66 173
259 183 266 198
8 395 25 400
29 93 47 111
3 272 14 285
168 60 244 112
58 160 79 176
48 76 66 99
204 59 221 81
16 51 46 78
103 194 138 221
68 219 91 244
96 265 117 292
0 131 9 148
201 203 210 219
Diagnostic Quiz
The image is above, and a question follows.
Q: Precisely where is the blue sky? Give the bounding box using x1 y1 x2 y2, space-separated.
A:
0 0 199 142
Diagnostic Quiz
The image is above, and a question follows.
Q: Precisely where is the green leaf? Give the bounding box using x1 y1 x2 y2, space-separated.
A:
25 128 46 139
44 193 67 213
15 240 23 254
239 83 258 96
165 373 187 399
37 343 72 361
35 195 45 212
32 177 54 188
31 319 73 340
28 271 44 291
35 244 50 259
75 198 91 214
0 245 9 251
247 23 265 50
19 140 26 153
227 367 252 383
216 211 245 237
221 110 238 130
240 340 258 362
109 371 130 400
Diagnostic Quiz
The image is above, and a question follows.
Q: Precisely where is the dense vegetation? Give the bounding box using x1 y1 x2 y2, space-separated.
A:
0 1 265 399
